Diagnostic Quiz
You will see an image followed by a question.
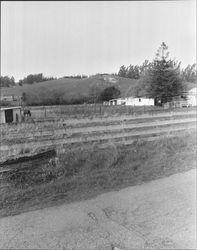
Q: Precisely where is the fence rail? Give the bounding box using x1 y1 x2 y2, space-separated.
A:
27 104 196 120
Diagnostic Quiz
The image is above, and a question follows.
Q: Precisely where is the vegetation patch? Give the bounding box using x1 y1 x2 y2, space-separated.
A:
0 131 196 217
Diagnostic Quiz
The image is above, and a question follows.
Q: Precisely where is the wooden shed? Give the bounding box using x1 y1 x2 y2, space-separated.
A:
0 106 22 124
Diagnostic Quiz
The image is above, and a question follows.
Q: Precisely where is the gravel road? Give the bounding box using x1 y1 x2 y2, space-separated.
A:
0 169 196 249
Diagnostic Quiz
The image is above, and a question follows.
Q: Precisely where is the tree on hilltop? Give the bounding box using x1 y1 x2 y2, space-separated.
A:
126 65 140 79
118 65 127 77
181 63 196 82
0 76 16 87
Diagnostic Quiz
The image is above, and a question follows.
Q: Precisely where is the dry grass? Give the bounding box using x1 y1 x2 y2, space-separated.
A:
0 130 196 218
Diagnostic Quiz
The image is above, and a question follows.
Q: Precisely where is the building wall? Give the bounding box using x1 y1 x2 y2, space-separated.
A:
187 95 197 106
117 98 126 105
109 97 154 106
13 109 22 123
187 87 197 106
0 110 6 124
125 98 154 106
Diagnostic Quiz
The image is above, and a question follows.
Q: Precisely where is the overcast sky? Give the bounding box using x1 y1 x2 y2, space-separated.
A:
1 1 196 81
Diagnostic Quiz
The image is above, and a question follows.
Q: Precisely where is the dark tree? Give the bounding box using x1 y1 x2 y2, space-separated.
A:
181 64 196 82
99 86 120 101
139 60 151 76
18 74 56 85
118 65 127 77
0 76 16 87
144 42 183 105
126 65 140 79
18 80 23 86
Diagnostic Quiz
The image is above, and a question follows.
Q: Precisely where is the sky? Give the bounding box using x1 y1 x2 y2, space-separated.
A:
1 1 196 81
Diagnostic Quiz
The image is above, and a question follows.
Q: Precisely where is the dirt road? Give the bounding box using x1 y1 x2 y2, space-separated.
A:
0 169 196 250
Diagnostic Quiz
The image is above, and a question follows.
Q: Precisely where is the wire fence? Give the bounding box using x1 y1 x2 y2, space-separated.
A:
28 104 195 121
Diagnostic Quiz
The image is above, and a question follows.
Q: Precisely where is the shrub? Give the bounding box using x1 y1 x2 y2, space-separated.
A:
99 86 121 101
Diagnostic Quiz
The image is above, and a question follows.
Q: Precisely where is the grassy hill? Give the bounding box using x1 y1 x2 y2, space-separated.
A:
1 75 195 106
1 75 139 105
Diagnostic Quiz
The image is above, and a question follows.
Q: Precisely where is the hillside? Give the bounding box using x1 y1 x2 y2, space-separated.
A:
1 75 139 105
1 75 195 105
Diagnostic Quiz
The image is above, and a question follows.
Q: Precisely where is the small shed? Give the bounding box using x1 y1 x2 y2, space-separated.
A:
0 106 22 124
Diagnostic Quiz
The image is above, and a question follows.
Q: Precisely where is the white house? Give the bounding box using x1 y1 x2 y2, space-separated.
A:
109 98 126 106
124 97 154 106
109 96 154 106
0 106 22 124
187 87 197 106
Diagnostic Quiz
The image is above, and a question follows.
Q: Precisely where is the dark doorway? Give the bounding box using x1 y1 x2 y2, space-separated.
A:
16 113 19 123
5 109 13 123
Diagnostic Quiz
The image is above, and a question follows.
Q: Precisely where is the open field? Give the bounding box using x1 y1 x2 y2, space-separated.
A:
0 130 196 218
0 108 196 162
0 106 196 219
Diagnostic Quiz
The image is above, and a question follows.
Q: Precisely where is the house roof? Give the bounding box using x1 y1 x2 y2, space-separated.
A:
182 82 196 91
0 106 22 111
109 96 153 102
188 87 197 94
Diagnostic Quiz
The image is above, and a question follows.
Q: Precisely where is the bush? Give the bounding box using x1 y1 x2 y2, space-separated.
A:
99 86 120 101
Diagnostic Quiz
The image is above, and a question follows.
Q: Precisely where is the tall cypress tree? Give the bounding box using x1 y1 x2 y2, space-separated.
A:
145 43 183 105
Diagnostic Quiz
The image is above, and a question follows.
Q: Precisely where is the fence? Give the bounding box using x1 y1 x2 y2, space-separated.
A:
28 104 196 121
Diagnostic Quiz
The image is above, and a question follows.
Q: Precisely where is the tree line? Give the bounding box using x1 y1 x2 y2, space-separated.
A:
0 76 16 88
18 74 57 86
0 73 90 88
118 60 196 83
0 74 57 87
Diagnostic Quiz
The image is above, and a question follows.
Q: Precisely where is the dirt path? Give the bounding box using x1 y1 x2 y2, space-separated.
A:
0 169 196 249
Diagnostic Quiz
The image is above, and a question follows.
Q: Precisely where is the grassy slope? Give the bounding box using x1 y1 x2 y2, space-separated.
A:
0 130 195 217
1 75 138 100
1 76 195 105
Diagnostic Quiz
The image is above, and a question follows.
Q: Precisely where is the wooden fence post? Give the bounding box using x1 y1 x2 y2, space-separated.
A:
44 106 46 118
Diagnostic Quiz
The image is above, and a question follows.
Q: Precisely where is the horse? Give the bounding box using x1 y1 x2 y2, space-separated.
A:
24 109 31 117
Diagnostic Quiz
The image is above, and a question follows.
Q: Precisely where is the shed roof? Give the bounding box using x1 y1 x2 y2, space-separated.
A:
0 106 22 111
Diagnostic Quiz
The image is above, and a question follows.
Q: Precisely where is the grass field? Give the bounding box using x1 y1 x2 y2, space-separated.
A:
0 130 196 218
0 108 195 162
